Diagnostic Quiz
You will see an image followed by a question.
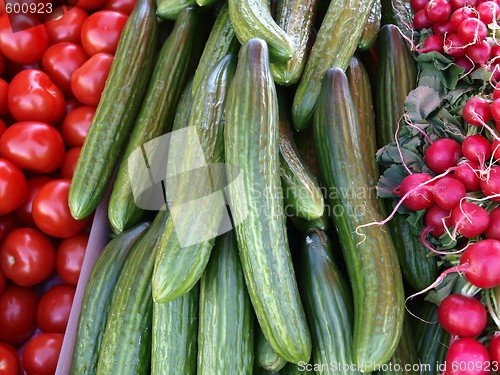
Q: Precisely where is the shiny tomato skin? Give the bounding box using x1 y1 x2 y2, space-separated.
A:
21 333 63 375
15 176 53 227
41 43 88 97
61 106 94 147
0 120 6 139
0 158 27 215
70 53 113 106
81 10 128 56
0 79 8 117
44 6 87 45
0 267 5 295
8 69 65 124
103 0 136 14
0 285 38 344
0 343 22 375
0 122 65 173
56 233 87 286
36 284 75 333
59 147 80 179
0 343 17 375
32 179 88 238
0 214 21 244
66 0 107 11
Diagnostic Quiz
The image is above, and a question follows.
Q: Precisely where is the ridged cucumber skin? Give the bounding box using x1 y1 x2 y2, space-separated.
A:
381 0 414 44
228 0 295 63
270 0 318 85
224 38 311 364
298 229 360 375
291 0 375 131
157 0 196 20
278 92 324 221
359 0 381 51
151 285 199 375
294 127 320 179
69 0 158 220
70 223 149 375
152 54 236 303
108 7 200 234
197 231 255 375
256 328 287 372
96 211 168 375
313 67 404 371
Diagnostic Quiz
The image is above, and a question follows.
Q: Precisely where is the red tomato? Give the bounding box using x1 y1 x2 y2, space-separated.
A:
56 233 87 286
0 343 22 375
0 79 8 117
32 179 88 238
15 176 53 227
0 158 27 215
0 122 65 173
59 147 80 179
70 53 113 106
81 10 128 56
0 14 48 64
41 43 88 97
0 343 17 375
44 6 87 45
0 228 56 287
66 0 107 11
61 106 94 147
0 50 5 77
0 268 5 295
0 214 21 244
8 69 65 124
0 120 6 139
36 284 75 333
103 0 136 14
21 333 63 375
0 285 38 344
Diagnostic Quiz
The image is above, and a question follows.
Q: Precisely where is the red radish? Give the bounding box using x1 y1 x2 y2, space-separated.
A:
411 0 430 11
492 139 500 161
414 9 434 29
490 98 500 123
485 206 500 239
394 173 435 211
418 35 445 53
493 82 500 100
445 33 468 57
438 294 487 337
451 201 490 238
451 0 478 9
424 138 463 174
477 0 500 23
454 56 475 71
451 7 479 30
480 166 500 201
463 97 492 126
426 0 453 22
466 40 492 65
424 205 452 237
433 21 456 35
458 18 488 43
462 134 492 164
432 176 467 210
490 333 500 364
445 338 490 375
454 162 481 191
460 239 500 288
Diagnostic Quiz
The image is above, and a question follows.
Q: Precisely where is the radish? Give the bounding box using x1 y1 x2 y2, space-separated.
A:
438 294 487 337
424 204 452 237
433 21 456 35
477 0 500 23
393 173 435 211
451 7 480 31
454 162 481 191
451 201 490 238
411 0 430 11
445 338 490 375
466 40 492 65
458 18 488 44
432 176 467 210
490 333 500 364
493 82 500 100
424 138 463 174
445 33 468 57
460 239 500 288
454 56 475 72
492 139 500 161
426 0 453 23
485 206 500 240
463 97 492 126
480 166 500 202
418 35 445 53
490 98 500 123
414 9 434 29
462 134 492 165
451 0 478 9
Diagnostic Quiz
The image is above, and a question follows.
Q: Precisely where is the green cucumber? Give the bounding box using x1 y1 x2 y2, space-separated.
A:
298 228 360 375
224 38 311 364
381 0 415 44
280 363 313 374
198 231 255 375
228 0 295 63
359 0 381 51
69 0 158 220
70 223 149 375
290 211 329 233
270 0 318 85
294 127 320 179
313 67 404 371
196 0 217 6
152 285 199 375
108 7 200 234
157 0 196 20
291 0 375 131
255 328 287 373
96 211 168 375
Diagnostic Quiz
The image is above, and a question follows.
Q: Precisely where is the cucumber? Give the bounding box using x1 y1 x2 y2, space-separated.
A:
381 0 415 44
157 0 196 20
255 328 287 373
224 38 311 364
152 54 236 303
96 211 168 375
278 92 324 221
281 363 313 374
152 285 199 375
298 228 360 375
198 231 255 375
70 223 149 375
108 7 200 234
313 67 404 371
69 0 158 220
228 0 295 63
294 127 320 179
270 0 318 85
292 0 375 131
290 211 329 233
359 0 381 51
196 0 217 7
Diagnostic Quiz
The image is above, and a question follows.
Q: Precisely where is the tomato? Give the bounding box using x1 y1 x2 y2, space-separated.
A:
59 147 80 179
0 50 5 77
32 179 88 238
0 343 21 375
0 158 27 215
0 14 48 64
70 53 113 106
8 69 65 124
0 268 5 295
81 10 128 56
36 284 75 333
21 333 63 375
0 285 38 344
56 233 87 286
15 176 53 227
0 79 8 117
0 343 17 375
0 120 6 139
61 106 94 147
103 0 136 14
41 43 88 97
0 122 65 173
44 6 87 45
0 214 21 244
67 0 107 11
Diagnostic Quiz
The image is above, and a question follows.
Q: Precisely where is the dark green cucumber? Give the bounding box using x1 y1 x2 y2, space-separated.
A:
298 229 360 375
198 231 255 375
313 67 404 371
108 7 200 234
152 285 199 375
157 0 196 20
69 0 158 220
225 38 311 364
290 210 329 233
228 0 295 63
359 0 381 51
294 127 321 179
270 0 318 85
278 92 324 221
152 54 236 303
280 363 313 374
291 0 375 131
195 0 217 7
70 223 149 375
96 211 168 375
381 0 415 44
256 328 287 372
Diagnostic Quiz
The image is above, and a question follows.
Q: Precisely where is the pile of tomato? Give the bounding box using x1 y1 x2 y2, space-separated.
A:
0 0 132 373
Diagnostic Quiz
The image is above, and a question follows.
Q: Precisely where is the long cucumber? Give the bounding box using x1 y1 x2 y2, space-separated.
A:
156 0 196 20
255 328 287 373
